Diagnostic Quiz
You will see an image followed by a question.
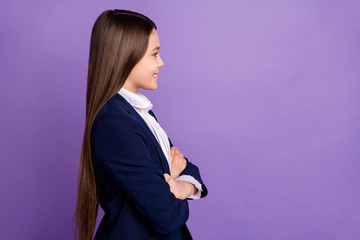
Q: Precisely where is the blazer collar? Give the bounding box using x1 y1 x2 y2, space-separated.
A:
109 93 170 174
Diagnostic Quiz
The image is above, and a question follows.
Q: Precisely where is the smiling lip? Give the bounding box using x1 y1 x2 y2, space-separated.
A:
152 72 158 80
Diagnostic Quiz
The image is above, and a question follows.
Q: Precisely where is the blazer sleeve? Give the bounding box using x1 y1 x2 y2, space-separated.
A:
92 112 189 235
149 110 209 199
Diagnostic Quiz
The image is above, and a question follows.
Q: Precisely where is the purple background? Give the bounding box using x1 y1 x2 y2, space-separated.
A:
1 1 359 239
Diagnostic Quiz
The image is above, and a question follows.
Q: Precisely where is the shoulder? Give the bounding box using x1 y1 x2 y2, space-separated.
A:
92 94 140 134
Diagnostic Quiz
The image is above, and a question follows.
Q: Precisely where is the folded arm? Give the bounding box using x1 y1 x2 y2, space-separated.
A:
168 138 208 199
149 110 208 199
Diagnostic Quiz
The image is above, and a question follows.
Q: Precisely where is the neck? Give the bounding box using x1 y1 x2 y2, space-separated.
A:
122 82 138 93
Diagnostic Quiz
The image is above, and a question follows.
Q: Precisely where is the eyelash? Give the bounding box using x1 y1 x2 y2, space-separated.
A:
153 52 159 57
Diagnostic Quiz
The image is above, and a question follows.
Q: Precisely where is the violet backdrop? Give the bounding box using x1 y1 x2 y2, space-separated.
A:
1 0 359 239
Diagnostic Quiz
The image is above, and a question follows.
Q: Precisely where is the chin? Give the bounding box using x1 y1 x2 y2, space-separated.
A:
150 82 158 90
143 84 157 91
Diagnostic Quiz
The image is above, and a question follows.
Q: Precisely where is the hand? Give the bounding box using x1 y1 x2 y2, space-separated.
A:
170 146 187 179
163 173 195 200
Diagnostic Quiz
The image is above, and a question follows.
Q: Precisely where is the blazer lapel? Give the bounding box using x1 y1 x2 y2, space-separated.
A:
110 93 170 174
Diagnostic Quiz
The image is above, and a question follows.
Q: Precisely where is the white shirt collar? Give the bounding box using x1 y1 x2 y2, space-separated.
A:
118 87 153 114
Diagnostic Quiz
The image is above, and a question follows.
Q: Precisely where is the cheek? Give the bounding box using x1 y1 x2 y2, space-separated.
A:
131 63 146 79
129 59 156 81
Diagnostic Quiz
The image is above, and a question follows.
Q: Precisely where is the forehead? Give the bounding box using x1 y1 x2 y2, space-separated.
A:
148 29 160 49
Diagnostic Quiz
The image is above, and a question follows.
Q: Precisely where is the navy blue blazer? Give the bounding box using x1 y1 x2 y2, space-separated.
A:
91 93 208 240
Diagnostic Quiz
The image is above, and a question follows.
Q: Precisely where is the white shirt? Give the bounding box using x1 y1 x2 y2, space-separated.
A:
118 87 202 199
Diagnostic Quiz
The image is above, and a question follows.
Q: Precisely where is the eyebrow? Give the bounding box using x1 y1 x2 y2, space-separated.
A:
152 46 160 51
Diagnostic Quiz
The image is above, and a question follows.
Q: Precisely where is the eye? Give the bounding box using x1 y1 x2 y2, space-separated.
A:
153 52 159 57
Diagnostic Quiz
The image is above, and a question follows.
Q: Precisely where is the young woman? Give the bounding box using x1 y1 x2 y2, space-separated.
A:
74 9 208 240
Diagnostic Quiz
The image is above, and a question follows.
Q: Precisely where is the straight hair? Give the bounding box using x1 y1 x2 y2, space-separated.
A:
74 9 156 240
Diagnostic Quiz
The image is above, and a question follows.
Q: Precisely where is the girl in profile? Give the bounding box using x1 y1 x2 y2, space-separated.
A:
74 9 208 240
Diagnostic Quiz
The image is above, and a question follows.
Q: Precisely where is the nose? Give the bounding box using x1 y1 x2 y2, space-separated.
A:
158 54 164 68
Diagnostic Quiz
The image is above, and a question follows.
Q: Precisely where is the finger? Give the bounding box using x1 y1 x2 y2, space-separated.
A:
170 148 174 162
175 150 181 162
164 173 170 181
172 149 178 161
176 147 182 155
183 158 187 167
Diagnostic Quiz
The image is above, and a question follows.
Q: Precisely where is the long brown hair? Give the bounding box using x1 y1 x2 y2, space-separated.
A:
74 9 156 240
